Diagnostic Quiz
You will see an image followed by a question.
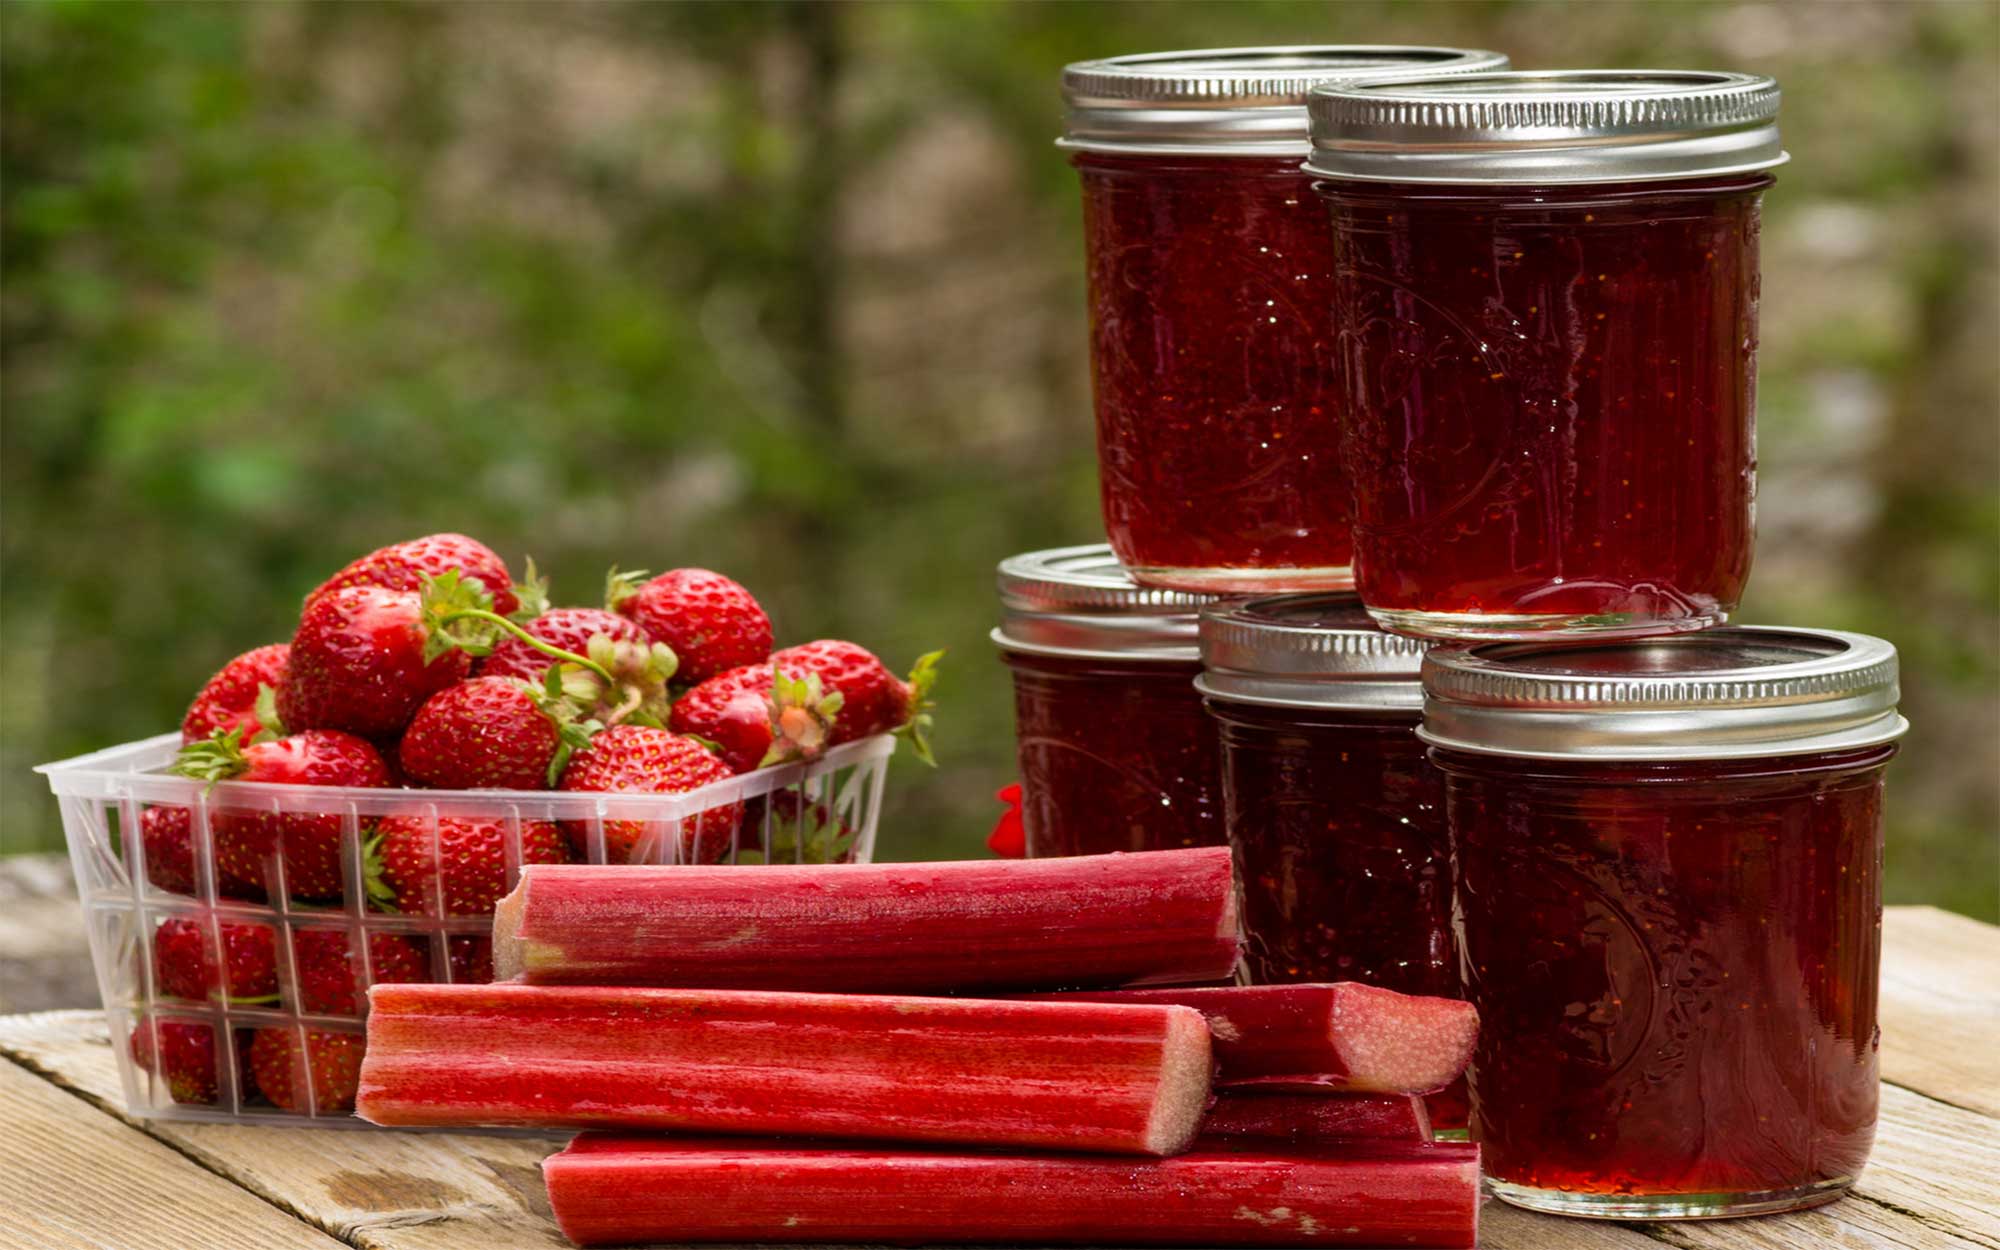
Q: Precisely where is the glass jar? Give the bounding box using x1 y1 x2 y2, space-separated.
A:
1421 627 1907 1218
1197 593 1467 1127
1059 46 1507 594
993 544 1224 857
1307 72 1786 639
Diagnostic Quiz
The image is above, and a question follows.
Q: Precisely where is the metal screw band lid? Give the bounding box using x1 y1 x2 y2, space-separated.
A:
993 544 1217 662
1060 45 1509 157
1305 70 1787 184
1419 626 1907 760
1196 593 1431 712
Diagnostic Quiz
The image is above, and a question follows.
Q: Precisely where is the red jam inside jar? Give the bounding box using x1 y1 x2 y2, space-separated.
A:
1060 46 1506 593
1198 594 1465 1127
994 545 1223 857
1421 626 1907 1218
1306 71 1785 638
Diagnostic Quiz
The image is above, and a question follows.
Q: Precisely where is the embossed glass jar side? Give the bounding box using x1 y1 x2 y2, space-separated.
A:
1438 746 1892 1217
1322 176 1768 636
1003 650 1223 857
1077 153 1352 592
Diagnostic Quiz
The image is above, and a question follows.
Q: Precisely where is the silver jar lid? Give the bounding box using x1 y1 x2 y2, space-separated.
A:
1060 46 1508 157
1419 626 1907 761
1196 593 1431 712
1305 70 1787 184
993 544 1217 662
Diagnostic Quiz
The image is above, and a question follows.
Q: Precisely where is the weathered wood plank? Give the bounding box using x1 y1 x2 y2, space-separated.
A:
1480 1200 1670 1249
1850 1082 2000 1249
0 1054 344 1250
1881 906 2000 1117
0 1010 568 1250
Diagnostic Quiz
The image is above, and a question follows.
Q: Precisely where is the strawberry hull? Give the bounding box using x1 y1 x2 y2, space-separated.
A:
1200 1092 1432 1145
542 1135 1481 1248
1024 983 1476 1093
492 846 1242 992
357 983 1213 1155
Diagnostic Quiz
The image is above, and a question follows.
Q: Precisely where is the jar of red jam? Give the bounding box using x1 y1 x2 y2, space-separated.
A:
1059 46 1507 594
1196 593 1468 1127
1306 72 1787 639
1421 627 1906 1218
993 544 1224 857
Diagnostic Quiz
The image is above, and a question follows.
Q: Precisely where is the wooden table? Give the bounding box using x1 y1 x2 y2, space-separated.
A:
2 905 1994 1250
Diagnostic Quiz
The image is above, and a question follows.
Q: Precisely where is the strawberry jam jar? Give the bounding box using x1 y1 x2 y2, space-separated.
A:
1059 46 1506 593
993 545 1224 858
1307 72 1787 639
1421 627 1906 1218
1196 594 1468 1128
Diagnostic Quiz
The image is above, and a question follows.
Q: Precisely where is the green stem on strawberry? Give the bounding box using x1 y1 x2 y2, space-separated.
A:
434 608 620 689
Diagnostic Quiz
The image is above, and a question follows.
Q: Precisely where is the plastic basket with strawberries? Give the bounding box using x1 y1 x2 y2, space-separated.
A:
36 533 940 1125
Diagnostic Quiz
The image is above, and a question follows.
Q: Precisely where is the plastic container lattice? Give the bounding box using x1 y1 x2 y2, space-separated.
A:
36 731 894 1126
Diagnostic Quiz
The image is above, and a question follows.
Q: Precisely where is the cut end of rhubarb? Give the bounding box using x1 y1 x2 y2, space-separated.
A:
491 879 527 982
1329 983 1478 1094
1142 1005 1214 1156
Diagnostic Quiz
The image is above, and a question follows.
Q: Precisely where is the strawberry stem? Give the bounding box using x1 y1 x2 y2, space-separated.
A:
435 609 618 688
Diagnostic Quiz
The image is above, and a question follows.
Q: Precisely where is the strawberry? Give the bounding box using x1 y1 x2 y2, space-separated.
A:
129 1017 219 1105
139 805 198 895
249 1027 365 1114
557 725 739 864
775 641 941 758
609 567 772 687
152 914 279 1002
448 935 495 984
306 533 519 617
397 678 568 791
367 812 569 916
180 644 290 744
278 580 482 740
292 928 429 1015
477 608 646 683
172 727 393 901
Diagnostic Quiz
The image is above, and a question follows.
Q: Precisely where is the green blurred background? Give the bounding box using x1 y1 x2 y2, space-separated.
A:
4 1 1995 919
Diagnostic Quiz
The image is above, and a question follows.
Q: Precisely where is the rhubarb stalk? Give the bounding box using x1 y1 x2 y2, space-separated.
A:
1200 1092 1431 1145
1022 983 1476 1093
357 983 1212 1155
492 847 1241 992
543 1135 1481 1248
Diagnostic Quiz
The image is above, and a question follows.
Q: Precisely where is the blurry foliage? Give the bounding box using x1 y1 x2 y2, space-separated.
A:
3 1 1995 920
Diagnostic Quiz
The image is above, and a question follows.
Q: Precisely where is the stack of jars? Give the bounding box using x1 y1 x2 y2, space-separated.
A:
992 48 1909 1223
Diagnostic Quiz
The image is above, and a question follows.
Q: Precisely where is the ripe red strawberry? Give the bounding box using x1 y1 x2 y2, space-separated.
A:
152 914 279 1002
367 812 569 916
397 678 567 791
306 533 518 617
180 644 290 744
448 935 495 984
775 641 940 758
610 567 772 687
139 805 198 895
292 928 429 1015
557 725 739 864
249 1027 365 1114
172 727 393 901
278 584 474 739
666 663 792 774
478 608 646 683
129 1017 219 1105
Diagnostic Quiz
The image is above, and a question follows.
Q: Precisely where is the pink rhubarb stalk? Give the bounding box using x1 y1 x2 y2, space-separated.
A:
543 1135 1481 1248
1024 983 1476 1093
1199 1092 1432 1145
492 847 1241 992
357 983 1212 1156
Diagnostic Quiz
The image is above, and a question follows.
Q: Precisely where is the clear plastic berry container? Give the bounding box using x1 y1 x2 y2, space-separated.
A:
36 731 893 1127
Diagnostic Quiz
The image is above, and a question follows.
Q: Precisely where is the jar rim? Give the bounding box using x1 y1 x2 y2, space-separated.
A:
1198 593 1429 712
1419 625 1908 760
1305 69 1787 185
1060 45 1509 157
993 544 1215 660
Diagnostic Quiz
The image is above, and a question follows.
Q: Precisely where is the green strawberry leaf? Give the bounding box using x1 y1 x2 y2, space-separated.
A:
170 725 252 791
896 649 945 766
604 566 650 613
508 556 552 622
250 683 287 743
